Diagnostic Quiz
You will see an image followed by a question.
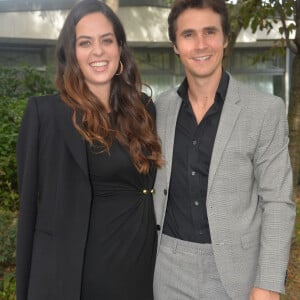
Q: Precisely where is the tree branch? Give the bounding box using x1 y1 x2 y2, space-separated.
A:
275 0 298 54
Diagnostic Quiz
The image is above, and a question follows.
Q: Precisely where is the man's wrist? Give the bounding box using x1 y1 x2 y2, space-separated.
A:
250 287 280 300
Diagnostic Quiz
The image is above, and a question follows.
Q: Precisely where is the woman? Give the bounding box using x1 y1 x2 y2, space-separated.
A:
16 1 162 299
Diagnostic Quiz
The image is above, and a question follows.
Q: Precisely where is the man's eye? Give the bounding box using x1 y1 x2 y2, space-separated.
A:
205 30 216 35
183 32 192 38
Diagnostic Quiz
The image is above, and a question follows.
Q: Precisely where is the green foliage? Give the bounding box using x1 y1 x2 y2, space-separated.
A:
0 65 56 98
0 65 56 211
0 210 17 300
165 0 173 5
0 210 17 267
0 97 26 211
0 269 16 300
0 65 56 298
229 0 296 38
226 0 297 63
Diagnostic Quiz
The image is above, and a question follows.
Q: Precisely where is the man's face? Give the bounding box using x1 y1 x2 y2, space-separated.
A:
174 7 228 82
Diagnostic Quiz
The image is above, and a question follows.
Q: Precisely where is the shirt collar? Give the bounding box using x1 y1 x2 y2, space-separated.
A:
177 70 229 104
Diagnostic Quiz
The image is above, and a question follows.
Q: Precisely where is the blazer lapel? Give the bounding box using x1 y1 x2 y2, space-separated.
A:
207 77 241 196
55 97 89 177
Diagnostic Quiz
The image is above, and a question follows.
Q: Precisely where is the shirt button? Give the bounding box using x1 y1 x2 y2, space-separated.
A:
192 140 197 145
194 201 199 206
191 171 196 176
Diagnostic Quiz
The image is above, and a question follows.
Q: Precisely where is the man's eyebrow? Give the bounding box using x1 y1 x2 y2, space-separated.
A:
179 26 219 36
203 26 219 31
179 28 195 36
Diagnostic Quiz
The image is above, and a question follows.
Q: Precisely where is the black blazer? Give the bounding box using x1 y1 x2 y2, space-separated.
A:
16 94 155 300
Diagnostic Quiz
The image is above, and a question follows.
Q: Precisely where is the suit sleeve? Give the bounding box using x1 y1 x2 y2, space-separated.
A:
16 97 40 300
253 97 295 293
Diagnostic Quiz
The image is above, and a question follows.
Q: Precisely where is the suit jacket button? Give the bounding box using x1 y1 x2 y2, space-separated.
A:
156 225 161 231
163 189 168 195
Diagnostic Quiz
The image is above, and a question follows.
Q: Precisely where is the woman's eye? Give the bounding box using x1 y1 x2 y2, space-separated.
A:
79 40 91 47
102 38 113 45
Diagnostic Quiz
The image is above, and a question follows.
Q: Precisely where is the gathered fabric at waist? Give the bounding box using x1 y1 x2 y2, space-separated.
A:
90 180 154 198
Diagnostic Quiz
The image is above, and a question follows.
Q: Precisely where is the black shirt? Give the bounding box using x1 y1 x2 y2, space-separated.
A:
163 71 229 243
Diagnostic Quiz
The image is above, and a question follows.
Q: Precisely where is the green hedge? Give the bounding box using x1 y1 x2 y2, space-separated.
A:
0 210 17 300
0 97 27 212
0 65 56 298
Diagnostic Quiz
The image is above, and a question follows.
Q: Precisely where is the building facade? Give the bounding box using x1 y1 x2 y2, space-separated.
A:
0 0 294 106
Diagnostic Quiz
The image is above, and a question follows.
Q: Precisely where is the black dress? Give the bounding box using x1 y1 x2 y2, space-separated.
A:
80 133 157 300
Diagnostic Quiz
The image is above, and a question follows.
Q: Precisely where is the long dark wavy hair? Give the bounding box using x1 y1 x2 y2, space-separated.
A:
56 0 162 174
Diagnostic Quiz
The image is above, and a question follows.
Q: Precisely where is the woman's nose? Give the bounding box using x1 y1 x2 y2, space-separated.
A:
93 41 104 55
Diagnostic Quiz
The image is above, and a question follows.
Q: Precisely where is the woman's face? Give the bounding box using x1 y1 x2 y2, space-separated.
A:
75 12 121 96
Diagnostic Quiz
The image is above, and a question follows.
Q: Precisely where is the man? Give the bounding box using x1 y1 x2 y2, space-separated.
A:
153 0 296 299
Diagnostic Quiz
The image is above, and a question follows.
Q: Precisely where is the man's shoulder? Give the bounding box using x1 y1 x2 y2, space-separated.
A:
154 87 179 107
228 76 284 109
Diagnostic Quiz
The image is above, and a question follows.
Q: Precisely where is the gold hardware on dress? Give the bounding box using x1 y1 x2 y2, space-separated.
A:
142 189 155 194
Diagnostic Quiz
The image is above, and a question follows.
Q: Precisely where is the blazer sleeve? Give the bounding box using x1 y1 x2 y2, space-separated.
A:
253 97 295 293
16 97 40 300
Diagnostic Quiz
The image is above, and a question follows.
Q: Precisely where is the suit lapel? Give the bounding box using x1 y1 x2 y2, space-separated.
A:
55 96 89 177
207 77 241 196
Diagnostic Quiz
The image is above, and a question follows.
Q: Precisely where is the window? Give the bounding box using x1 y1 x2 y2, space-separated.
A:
0 44 55 67
132 47 184 99
229 48 286 100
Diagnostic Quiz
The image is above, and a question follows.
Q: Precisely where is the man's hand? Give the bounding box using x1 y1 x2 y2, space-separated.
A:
249 288 280 300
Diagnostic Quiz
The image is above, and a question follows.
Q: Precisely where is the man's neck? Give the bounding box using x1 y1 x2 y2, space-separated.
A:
186 69 223 124
186 69 222 104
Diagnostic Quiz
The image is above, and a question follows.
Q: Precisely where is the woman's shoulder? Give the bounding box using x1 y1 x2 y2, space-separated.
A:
29 93 61 105
29 93 68 110
27 94 70 119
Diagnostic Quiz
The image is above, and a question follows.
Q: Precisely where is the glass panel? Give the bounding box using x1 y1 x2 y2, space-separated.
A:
133 48 174 73
232 74 285 100
230 48 286 100
133 47 184 99
0 47 44 67
231 48 285 74
142 74 183 100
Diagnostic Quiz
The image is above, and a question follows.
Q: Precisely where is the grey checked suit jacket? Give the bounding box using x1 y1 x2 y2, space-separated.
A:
153 75 296 298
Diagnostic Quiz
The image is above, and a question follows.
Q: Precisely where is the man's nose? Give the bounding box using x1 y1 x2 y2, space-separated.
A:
195 34 208 49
